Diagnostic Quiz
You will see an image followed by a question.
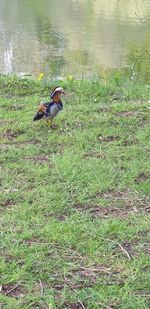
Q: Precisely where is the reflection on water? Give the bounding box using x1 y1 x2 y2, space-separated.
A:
0 0 150 79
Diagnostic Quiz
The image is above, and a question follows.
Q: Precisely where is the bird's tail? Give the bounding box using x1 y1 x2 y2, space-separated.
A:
33 102 47 121
33 112 45 121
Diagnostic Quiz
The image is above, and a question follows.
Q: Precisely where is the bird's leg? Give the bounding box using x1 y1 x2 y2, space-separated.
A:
46 119 52 127
50 119 53 128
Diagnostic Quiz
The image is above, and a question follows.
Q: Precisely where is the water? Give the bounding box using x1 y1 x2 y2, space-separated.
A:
0 0 150 79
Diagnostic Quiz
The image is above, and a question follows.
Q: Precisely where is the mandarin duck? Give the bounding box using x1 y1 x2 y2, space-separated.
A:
33 86 65 127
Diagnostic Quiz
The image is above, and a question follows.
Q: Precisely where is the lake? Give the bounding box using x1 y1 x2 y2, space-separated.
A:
0 0 150 79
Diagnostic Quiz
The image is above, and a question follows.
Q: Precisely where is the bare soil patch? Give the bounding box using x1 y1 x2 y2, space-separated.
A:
83 151 106 159
24 155 49 162
116 110 148 127
97 106 110 113
43 212 67 221
3 129 25 140
57 214 67 221
24 155 53 167
118 241 137 257
121 139 139 147
3 253 14 263
60 302 86 309
0 144 10 150
20 238 49 246
98 135 119 143
4 104 24 110
116 111 138 117
117 237 150 258
74 190 150 218
135 172 149 184
1 199 16 208
16 139 40 145
74 203 131 219
97 189 150 209
0 120 13 126
1 283 24 298
11 104 24 110
1 139 40 148
52 264 123 293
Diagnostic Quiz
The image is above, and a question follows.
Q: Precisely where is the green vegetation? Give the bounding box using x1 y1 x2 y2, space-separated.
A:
0 76 150 309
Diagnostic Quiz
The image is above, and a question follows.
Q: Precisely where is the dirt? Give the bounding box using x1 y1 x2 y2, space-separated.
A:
4 104 24 110
0 143 28 150
118 236 150 258
1 136 40 146
24 155 53 167
61 302 83 309
121 139 139 147
51 263 123 293
74 203 131 219
57 214 67 221
43 212 67 221
1 283 24 298
97 106 110 113
53 282 93 291
74 189 150 218
116 111 138 117
0 144 11 150
118 241 136 257
21 238 49 246
52 265 123 294
25 155 49 162
32 304 47 309
3 129 25 140
109 93 121 101
2 253 14 263
11 104 24 110
52 266 98 291
83 151 106 159
58 299 118 309
60 302 86 309
1 199 16 208
0 120 13 125
98 135 119 143
135 172 149 184
15 138 40 145
116 111 148 128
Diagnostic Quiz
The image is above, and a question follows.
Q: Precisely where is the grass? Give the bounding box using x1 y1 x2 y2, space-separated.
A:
0 75 150 308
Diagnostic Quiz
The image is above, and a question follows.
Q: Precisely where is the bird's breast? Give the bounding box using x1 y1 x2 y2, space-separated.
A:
45 103 61 119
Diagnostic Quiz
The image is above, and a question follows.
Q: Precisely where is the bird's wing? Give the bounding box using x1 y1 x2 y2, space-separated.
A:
33 102 47 121
33 102 55 121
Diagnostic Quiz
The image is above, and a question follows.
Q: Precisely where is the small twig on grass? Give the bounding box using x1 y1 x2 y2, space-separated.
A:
118 243 131 261
5 283 20 295
80 266 111 274
97 301 111 309
39 279 44 297
40 304 48 309
78 298 86 309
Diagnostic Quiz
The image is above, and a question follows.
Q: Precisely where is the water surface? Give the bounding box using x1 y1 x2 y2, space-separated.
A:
0 0 150 79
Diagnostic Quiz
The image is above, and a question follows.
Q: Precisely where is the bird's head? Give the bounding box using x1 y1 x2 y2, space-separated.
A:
50 86 65 102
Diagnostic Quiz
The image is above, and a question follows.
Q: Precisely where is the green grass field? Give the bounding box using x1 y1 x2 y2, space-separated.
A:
0 76 150 309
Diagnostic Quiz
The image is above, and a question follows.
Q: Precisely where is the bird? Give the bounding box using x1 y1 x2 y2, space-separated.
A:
33 86 65 127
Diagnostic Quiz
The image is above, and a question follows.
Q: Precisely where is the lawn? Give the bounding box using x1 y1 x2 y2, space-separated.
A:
0 76 150 309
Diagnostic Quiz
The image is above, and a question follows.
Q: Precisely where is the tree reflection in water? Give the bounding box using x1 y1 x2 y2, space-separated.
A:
0 0 150 79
